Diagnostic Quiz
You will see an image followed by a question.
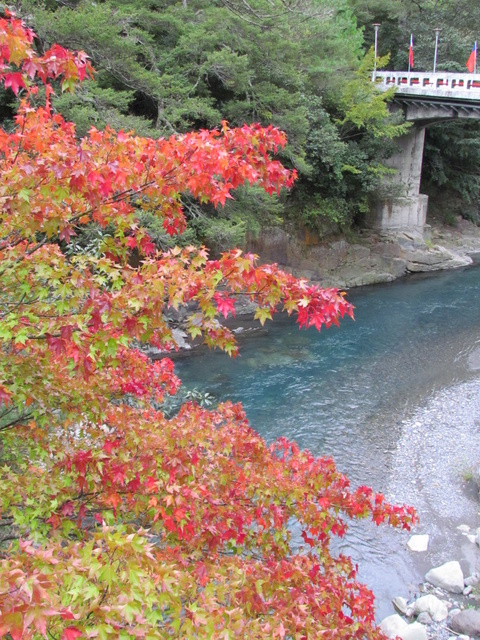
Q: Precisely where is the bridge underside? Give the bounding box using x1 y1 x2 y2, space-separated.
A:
368 91 480 234
396 94 480 122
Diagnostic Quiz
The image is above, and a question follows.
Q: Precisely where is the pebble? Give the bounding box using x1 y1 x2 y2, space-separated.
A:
458 524 471 533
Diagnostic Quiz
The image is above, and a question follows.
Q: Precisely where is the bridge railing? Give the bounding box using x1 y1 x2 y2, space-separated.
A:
375 71 480 98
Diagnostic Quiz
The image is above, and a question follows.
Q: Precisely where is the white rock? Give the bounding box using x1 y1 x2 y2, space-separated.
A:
467 534 476 544
407 534 429 552
171 328 192 350
457 524 471 533
425 561 464 593
392 596 409 616
379 614 408 638
399 622 428 640
465 573 480 586
416 612 432 625
413 594 449 621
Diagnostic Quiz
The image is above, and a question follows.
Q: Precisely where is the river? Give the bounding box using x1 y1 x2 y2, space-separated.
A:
173 265 480 620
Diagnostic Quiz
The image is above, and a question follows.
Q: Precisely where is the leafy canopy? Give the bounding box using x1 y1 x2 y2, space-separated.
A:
22 0 409 236
0 14 416 640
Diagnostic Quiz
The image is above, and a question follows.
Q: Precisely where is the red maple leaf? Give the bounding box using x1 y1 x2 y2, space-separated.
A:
62 627 83 640
4 71 25 94
213 292 236 318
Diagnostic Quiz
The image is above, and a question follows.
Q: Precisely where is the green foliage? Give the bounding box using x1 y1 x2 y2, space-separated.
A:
301 194 352 232
20 0 403 237
337 51 410 139
423 121 480 223
298 78 407 232
52 81 156 138
27 0 480 236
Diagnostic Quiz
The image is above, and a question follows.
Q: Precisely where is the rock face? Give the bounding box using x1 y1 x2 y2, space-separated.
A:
247 220 480 290
404 245 471 272
425 561 465 593
450 608 480 637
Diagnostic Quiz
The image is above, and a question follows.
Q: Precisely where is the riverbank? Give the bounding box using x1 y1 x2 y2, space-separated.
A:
248 217 480 289
376 376 480 638
160 217 480 354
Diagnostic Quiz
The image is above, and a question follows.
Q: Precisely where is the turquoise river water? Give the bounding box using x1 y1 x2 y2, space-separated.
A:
174 266 480 620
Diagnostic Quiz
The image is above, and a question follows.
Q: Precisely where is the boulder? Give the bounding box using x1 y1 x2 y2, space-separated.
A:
399 622 428 640
405 246 472 272
379 614 408 638
407 534 429 552
450 609 480 637
379 616 428 640
413 594 448 621
425 561 464 593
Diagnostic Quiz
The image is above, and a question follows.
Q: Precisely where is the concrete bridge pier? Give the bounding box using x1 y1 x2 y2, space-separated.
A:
367 124 428 234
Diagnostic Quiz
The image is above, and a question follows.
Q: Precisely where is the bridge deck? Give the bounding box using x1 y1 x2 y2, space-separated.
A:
375 71 480 102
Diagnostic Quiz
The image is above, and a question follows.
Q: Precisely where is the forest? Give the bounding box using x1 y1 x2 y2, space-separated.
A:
0 2 477 638
14 0 480 248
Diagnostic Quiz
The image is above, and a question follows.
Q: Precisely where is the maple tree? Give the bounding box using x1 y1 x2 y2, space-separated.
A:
0 13 416 640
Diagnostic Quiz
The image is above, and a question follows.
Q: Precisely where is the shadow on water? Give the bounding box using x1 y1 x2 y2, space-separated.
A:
175 266 480 619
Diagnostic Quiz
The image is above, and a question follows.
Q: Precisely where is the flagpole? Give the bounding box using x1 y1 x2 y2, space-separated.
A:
433 27 441 73
372 23 380 81
408 34 413 73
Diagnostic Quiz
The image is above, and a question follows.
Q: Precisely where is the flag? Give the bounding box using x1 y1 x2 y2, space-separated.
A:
466 42 477 73
408 34 414 69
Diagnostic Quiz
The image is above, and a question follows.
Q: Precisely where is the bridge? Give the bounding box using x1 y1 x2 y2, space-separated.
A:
367 71 480 234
